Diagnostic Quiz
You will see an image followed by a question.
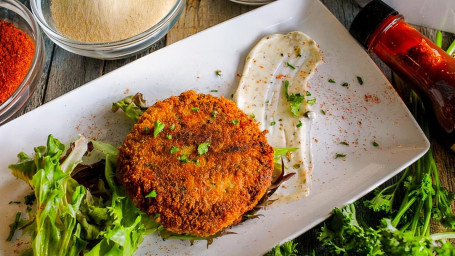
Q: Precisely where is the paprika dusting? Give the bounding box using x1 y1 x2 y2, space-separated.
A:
0 19 35 104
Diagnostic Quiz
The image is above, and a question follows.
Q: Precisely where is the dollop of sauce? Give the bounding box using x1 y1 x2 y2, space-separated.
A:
234 31 322 199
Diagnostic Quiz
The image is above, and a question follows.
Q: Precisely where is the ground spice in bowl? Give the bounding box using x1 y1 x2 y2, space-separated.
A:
0 20 35 104
50 0 177 43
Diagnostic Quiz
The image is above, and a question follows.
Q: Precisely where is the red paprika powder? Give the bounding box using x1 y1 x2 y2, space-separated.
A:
0 19 35 104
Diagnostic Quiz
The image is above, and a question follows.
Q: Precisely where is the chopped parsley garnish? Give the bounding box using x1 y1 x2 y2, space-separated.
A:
373 141 379 147
197 142 210 156
145 163 156 168
296 120 303 128
24 192 35 206
340 141 349 146
306 91 311 96
211 110 218 118
231 119 239 125
194 159 200 166
321 109 326 115
145 190 157 198
357 76 364 85
284 80 305 117
342 82 349 87
191 107 199 111
286 62 296 69
270 121 276 126
335 153 347 159
170 146 179 154
166 134 172 140
7 212 22 242
295 47 302 57
249 114 255 119
153 120 165 138
265 100 270 104
307 98 316 105
9 201 20 205
215 70 222 76
169 124 175 130
210 89 218 92
178 155 190 163
328 78 336 83
144 126 150 135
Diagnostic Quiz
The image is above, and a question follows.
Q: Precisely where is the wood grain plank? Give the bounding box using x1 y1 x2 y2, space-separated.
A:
44 47 103 103
102 37 167 75
166 0 255 45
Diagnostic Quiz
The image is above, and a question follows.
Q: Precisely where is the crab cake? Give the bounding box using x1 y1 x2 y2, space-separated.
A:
117 90 274 236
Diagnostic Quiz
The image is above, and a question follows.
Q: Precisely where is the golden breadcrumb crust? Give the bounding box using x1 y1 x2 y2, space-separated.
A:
117 90 274 236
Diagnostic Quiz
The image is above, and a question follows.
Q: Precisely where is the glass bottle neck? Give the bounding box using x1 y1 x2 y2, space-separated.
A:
367 14 403 52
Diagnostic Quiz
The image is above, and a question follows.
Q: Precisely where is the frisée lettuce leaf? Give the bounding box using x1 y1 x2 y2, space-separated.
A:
8 134 153 256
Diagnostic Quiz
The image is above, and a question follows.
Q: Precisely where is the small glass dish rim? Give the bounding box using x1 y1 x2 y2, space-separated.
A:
0 0 45 125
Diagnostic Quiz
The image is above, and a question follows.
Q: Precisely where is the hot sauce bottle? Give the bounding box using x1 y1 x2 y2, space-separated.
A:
350 0 455 151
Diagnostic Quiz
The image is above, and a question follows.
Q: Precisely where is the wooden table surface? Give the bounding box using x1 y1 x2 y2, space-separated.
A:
14 0 455 254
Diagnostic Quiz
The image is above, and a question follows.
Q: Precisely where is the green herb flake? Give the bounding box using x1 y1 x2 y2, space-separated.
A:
170 146 180 154
144 126 150 135
145 163 156 168
286 62 296 69
249 114 255 119
145 190 157 198
335 153 346 159
169 124 175 130
306 91 312 96
210 89 218 92
342 82 349 87
9 201 20 205
265 100 270 104
7 212 22 242
197 142 210 156
373 141 379 147
191 107 199 111
194 159 200 166
340 141 349 146
166 134 172 140
178 155 190 163
211 110 218 118
270 121 276 126
307 98 316 105
284 80 305 116
296 120 303 128
321 109 326 115
357 76 364 85
328 78 336 83
153 120 165 138
24 192 35 206
231 119 239 125
215 70 222 76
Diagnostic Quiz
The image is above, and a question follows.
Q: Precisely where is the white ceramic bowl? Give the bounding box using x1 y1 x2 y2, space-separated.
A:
30 0 185 60
0 0 45 125
230 0 275 5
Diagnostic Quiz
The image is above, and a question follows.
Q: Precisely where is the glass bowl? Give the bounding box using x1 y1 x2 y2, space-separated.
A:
230 0 275 5
0 0 45 125
30 0 185 60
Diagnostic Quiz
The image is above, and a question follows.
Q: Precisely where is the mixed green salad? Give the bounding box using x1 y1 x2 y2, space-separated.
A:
6 94 296 255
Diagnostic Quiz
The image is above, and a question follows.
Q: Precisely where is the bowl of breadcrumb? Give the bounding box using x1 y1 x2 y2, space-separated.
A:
30 0 185 59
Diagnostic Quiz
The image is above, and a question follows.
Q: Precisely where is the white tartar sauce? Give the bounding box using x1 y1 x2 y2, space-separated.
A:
234 31 322 200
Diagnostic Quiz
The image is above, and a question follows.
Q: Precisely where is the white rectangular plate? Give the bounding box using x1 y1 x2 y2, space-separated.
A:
0 0 429 255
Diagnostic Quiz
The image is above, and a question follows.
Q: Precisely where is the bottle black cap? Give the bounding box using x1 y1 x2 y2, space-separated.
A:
349 0 398 48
